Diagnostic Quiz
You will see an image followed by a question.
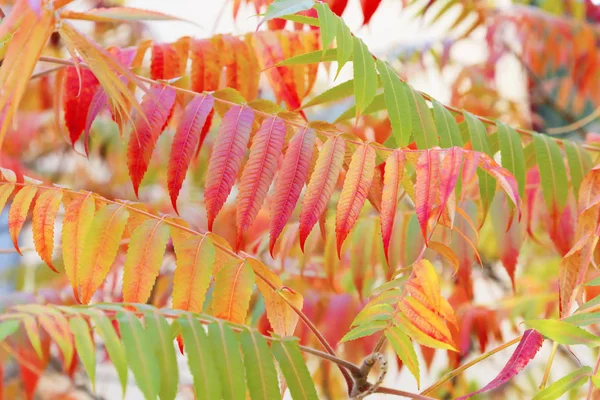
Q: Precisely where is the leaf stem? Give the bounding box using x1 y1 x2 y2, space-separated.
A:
539 341 558 389
421 334 523 396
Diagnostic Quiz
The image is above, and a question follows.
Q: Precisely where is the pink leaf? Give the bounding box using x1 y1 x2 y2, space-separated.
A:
456 329 543 400
415 149 440 243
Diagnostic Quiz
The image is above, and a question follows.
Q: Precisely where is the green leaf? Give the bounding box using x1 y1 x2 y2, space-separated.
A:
564 140 592 199
276 48 339 66
259 0 314 27
577 295 600 313
118 311 160 400
145 313 178 400
239 329 280 400
531 366 592 400
525 319 600 347
376 60 411 147
497 121 526 196
533 133 569 216
302 79 354 109
406 87 438 149
353 36 377 116
69 316 96 391
178 315 222 399
335 92 385 122
87 310 128 395
352 303 394 326
465 112 495 217
335 16 353 78
0 320 19 341
22 315 43 359
562 312 600 326
271 337 319 400
385 326 420 388
433 100 461 148
280 14 319 26
207 321 246 400
587 276 600 286
340 320 387 342
315 3 336 53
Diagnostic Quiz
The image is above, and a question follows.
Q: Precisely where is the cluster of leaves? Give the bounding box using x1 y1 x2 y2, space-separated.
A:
0 303 318 400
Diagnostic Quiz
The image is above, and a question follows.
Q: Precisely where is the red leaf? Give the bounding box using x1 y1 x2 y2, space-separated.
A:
381 149 405 263
150 43 180 80
269 127 316 256
299 136 345 250
438 147 463 226
127 85 176 197
336 144 376 256
415 149 440 243
204 106 254 230
63 66 100 146
456 329 543 400
360 0 382 25
236 117 286 249
168 94 214 212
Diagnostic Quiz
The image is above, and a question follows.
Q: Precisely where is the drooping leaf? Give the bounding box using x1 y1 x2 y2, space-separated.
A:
525 319 600 347
415 149 440 242
299 136 345 250
239 329 280 400
145 313 178 400
531 366 592 400
381 149 405 262
168 94 215 211
271 337 319 400
118 311 160 400
207 321 247 400
376 60 411 147
8 185 37 255
127 85 177 197
86 310 128 394
204 106 254 230
456 329 544 399
464 112 495 220
270 127 316 255
249 258 303 337
259 0 314 28
315 2 336 53
79 204 129 304
212 260 255 324
353 36 377 116
559 234 598 316
438 147 463 226
336 143 376 256
433 100 462 148
335 16 353 78
62 194 95 302
406 87 438 149
171 232 215 313
69 316 96 390
533 133 569 219
564 140 592 200
178 315 222 399
385 326 420 388
63 66 100 146
360 0 382 24
32 189 62 272
122 219 170 304
236 117 286 249
497 121 526 196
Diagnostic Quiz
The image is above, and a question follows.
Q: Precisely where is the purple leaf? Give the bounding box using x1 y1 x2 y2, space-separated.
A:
456 330 544 399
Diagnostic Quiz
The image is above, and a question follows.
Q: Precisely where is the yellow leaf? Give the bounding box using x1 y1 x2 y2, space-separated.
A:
212 259 255 324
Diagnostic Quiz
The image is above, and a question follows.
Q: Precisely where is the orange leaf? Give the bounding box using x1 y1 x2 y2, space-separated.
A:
171 231 215 313
79 204 129 304
336 143 376 256
381 149 405 263
8 185 37 255
299 136 345 250
32 190 62 272
212 259 255 324
190 39 221 93
122 219 170 303
150 43 181 80
62 193 95 302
